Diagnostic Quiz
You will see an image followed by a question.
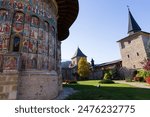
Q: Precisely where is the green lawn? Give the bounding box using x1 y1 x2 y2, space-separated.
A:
63 80 150 100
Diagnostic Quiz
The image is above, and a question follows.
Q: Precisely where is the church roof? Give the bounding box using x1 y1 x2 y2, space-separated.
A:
128 9 141 34
72 47 87 59
56 0 79 41
117 31 150 42
95 59 122 67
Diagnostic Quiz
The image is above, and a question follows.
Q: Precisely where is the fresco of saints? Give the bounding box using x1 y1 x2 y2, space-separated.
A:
4 57 17 70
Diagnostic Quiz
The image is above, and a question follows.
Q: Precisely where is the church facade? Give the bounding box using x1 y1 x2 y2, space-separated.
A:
0 0 79 99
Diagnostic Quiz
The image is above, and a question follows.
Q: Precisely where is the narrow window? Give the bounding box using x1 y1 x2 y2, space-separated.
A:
137 52 139 56
13 37 20 52
128 40 131 44
133 65 136 69
127 54 130 58
121 42 125 49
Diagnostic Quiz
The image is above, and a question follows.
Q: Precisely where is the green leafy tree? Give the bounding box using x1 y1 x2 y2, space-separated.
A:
78 57 90 79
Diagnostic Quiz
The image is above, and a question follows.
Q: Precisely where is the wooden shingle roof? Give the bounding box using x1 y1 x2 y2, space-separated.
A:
56 0 79 41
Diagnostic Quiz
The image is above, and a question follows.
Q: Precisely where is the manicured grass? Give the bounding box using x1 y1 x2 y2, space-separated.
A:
63 80 150 100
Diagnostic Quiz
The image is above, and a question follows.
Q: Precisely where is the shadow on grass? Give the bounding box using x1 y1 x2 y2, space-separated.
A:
63 83 150 100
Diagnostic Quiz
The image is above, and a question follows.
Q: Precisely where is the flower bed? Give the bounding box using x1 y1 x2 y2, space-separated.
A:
145 77 150 84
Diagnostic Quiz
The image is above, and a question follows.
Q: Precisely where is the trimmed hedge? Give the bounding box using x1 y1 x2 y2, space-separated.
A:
99 79 115 84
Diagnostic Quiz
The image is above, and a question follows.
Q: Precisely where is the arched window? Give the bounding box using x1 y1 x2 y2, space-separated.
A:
13 37 20 52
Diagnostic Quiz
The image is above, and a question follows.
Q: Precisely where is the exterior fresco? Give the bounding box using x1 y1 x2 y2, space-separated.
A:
0 0 78 100
4 56 18 70
0 0 57 71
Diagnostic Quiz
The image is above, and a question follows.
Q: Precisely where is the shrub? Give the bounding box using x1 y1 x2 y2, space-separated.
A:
99 79 114 84
125 77 132 82
134 77 144 82
103 70 112 80
140 59 150 84
136 69 150 79
103 73 110 80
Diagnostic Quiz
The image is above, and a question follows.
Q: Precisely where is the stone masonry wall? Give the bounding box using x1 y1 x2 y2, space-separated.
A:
120 35 148 69
0 73 19 100
18 71 59 100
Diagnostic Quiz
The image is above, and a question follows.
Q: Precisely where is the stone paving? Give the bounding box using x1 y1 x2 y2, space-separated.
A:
55 88 78 100
114 80 150 89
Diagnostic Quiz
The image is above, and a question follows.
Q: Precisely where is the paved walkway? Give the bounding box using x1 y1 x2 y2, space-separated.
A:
55 88 78 100
114 80 150 89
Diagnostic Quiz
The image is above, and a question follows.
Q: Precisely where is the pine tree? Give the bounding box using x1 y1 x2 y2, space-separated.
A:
78 57 90 79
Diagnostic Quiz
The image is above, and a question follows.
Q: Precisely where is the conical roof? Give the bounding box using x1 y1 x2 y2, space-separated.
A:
72 47 87 59
128 9 141 35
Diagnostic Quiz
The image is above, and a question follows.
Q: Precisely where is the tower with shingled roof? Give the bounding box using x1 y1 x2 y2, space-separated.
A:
117 8 150 69
71 47 87 67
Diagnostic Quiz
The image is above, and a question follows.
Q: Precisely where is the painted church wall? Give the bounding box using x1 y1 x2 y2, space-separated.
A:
0 0 57 71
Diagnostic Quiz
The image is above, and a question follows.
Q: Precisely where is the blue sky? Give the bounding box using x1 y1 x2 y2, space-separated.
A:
61 0 150 64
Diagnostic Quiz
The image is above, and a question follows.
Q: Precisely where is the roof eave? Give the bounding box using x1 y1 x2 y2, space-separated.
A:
117 31 150 42
56 0 79 41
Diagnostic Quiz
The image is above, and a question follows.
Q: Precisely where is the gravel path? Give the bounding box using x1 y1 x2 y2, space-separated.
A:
115 80 150 89
55 88 78 100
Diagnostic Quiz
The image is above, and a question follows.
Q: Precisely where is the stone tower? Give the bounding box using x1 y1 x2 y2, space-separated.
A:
71 47 87 66
117 9 150 69
0 0 79 100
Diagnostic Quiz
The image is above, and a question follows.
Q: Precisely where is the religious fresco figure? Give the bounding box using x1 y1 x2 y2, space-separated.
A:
20 54 27 70
4 56 17 70
22 39 28 52
26 55 37 69
13 12 24 33
0 9 8 21
23 24 30 37
31 16 39 27
14 12 24 23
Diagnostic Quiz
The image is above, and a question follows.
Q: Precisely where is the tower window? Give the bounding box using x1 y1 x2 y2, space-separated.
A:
137 52 139 56
128 40 131 44
121 42 125 49
127 54 130 58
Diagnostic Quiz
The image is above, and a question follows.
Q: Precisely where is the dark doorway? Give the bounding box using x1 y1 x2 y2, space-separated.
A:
13 37 20 52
